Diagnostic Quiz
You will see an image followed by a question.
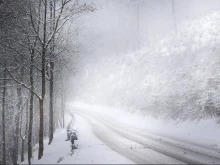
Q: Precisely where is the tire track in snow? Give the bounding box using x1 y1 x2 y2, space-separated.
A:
71 109 220 164
73 111 185 164
82 111 202 164
95 112 220 163
84 115 153 164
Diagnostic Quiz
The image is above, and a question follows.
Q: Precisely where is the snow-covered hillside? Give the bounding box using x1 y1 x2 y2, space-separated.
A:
71 12 220 120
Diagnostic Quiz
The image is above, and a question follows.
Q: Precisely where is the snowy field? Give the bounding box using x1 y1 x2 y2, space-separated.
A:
22 113 133 164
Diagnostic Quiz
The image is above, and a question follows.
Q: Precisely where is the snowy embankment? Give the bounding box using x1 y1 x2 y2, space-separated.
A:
22 112 133 164
68 102 220 151
71 12 220 120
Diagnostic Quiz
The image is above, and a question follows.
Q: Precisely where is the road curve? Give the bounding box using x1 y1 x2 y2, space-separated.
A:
71 109 220 164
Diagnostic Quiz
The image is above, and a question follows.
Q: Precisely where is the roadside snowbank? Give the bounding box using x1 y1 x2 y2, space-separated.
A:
22 113 133 164
67 102 220 150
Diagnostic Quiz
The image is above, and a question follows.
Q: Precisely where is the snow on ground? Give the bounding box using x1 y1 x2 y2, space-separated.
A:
22 113 133 164
67 101 220 150
62 114 133 164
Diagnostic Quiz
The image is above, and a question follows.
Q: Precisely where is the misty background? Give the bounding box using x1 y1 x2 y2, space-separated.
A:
68 0 220 120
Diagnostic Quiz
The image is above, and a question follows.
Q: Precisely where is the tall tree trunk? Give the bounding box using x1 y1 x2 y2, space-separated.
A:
48 0 55 145
20 115 25 162
61 82 65 128
38 0 47 160
13 85 22 165
25 98 29 152
38 99 44 160
28 50 34 165
19 57 25 163
38 45 46 159
2 68 6 165
48 62 54 144
38 98 44 160
20 98 27 162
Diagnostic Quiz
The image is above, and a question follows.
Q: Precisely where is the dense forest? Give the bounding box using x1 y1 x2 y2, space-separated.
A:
0 0 94 164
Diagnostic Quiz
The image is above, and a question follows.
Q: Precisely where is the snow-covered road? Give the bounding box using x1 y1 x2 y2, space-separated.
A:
71 108 220 164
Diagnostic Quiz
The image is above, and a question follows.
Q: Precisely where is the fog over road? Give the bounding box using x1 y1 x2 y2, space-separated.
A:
71 109 220 164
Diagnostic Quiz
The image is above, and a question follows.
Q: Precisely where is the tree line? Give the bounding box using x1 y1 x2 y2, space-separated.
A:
0 0 94 164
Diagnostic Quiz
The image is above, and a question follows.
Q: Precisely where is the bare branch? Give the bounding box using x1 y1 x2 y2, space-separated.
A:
0 63 41 100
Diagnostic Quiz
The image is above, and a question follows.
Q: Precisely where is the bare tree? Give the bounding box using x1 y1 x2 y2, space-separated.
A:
1 69 7 165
